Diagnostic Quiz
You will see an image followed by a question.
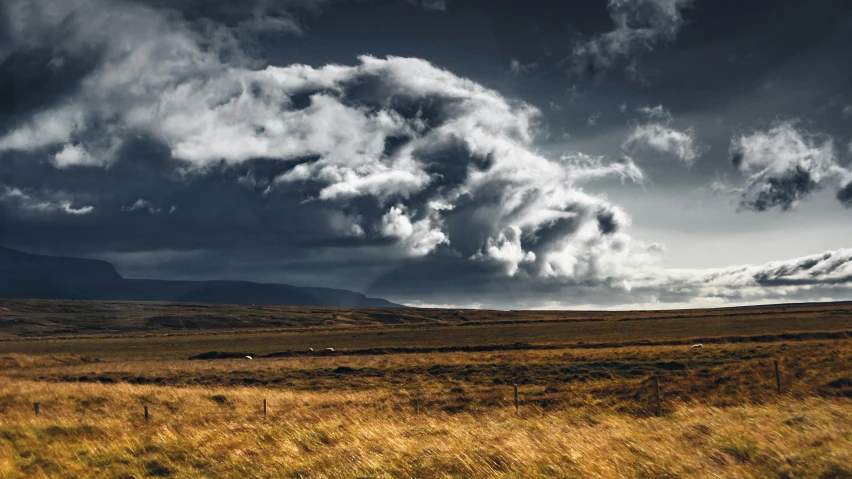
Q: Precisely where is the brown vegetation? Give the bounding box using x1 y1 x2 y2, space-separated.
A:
0 379 849 478
0 300 850 477
2 298 852 339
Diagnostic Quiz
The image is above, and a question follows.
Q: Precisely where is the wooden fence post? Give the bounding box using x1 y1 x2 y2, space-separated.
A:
774 360 781 394
144 405 149 422
514 384 519 414
33 402 39 416
414 398 419 414
654 377 662 417
263 399 267 417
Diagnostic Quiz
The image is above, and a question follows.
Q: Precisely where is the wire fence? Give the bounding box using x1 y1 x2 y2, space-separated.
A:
19 359 793 422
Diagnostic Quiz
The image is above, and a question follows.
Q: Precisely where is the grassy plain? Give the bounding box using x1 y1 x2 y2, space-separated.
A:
0 300 850 478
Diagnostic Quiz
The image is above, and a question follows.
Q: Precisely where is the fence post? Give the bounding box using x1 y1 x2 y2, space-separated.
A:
414 398 419 414
774 360 781 394
263 399 267 417
33 402 39 416
654 377 662 417
144 405 149 422
514 384 519 415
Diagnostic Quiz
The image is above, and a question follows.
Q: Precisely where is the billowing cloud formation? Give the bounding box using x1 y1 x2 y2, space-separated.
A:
2 0 851 310
381 246 852 309
728 121 848 211
570 0 693 77
0 0 655 284
622 105 705 166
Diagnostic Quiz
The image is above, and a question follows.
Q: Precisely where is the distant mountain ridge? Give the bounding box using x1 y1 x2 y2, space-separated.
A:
0 246 403 308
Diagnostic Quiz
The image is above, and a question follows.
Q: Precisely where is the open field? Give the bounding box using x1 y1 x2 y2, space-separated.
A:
1 380 850 479
1 299 851 360
3 298 852 337
1 300 851 477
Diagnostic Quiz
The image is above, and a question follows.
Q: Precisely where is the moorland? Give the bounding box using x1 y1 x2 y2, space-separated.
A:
0 299 850 478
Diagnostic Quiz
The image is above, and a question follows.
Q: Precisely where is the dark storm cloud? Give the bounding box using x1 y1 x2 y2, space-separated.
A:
0 135 390 260
724 121 851 212
0 0 658 296
137 0 447 34
837 181 852 207
1 0 852 308
596 209 618 235
740 166 819 212
0 48 99 129
138 0 323 31
569 0 694 78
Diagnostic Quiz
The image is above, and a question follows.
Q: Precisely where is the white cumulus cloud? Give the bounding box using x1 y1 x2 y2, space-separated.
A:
623 122 704 167
728 120 848 211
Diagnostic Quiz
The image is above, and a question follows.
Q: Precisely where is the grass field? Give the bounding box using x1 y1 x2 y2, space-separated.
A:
1 300 851 478
2 299 851 360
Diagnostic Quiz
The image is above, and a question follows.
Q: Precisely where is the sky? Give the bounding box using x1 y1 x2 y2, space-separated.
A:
1 0 851 309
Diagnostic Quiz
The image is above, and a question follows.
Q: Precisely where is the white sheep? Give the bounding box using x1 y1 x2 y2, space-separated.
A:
325 348 335 352
691 344 703 349
308 348 314 352
245 355 253 360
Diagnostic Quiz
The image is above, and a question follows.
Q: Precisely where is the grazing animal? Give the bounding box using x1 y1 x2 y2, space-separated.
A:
245 355 253 360
308 348 314 352
691 344 703 349
325 348 335 352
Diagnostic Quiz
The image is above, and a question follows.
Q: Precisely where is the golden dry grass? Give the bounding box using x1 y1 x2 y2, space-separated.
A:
4 340 850 407
2 299 851 478
0 379 850 478
0 338 851 478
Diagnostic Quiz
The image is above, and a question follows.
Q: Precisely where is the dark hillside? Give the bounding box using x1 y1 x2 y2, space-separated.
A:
0 246 402 308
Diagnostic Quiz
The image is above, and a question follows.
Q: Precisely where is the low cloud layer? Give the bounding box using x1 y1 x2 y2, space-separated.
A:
652 248 852 304
120 198 176 215
0 186 94 215
377 246 852 309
